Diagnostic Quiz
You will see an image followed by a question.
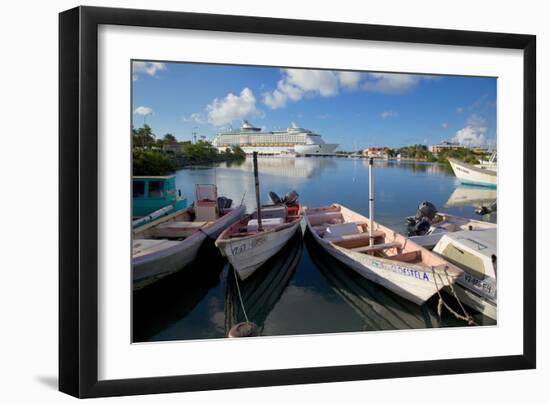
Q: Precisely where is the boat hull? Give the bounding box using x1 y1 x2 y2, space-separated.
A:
313 236 454 305
133 206 245 290
294 143 339 155
216 221 302 280
446 284 497 320
305 205 462 305
448 158 497 187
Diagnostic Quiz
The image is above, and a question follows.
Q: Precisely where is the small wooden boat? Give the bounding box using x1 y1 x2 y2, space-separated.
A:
433 228 497 320
224 229 302 335
448 157 497 187
215 202 302 280
305 231 459 330
304 204 463 305
133 184 245 290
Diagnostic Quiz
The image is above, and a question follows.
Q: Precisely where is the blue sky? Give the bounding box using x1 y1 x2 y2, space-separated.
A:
132 61 497 151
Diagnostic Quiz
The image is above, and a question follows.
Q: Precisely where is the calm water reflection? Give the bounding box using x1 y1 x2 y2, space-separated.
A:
133 157 496 342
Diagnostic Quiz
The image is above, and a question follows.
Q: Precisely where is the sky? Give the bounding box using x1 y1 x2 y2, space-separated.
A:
132 60 497 151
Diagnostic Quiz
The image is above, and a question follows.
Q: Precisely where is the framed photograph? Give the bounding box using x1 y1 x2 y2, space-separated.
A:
59 6 536 398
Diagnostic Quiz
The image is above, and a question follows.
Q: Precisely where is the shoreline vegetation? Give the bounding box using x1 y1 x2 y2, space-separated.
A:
338 144 489 165
132 125 490 176
132 124 246 176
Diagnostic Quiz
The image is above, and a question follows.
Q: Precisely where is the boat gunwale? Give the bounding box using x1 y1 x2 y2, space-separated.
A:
215 206 303 246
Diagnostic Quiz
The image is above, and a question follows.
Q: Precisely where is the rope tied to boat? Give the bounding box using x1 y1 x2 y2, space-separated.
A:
431 266 477 326
232 266 249 323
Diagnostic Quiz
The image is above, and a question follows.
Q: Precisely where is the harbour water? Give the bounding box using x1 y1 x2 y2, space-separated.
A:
133 157 497 342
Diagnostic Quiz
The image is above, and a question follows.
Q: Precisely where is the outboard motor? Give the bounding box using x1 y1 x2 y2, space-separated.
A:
406 201 437 236
268 191 283 205
415 201 438 221
475 201 497 216
217 196 232 211
268 190 299 205
283 190 299 205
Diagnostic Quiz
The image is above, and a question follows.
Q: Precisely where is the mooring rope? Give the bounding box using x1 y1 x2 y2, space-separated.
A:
232 267 250 323
431 267 477 326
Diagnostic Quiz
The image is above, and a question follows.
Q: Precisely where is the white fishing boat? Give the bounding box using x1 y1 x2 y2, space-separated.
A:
448 157 497 187
304 204 463 305
133 184 245 290
433 228 497 320
216 152 303 280
216 201 302 280
408 212 496 249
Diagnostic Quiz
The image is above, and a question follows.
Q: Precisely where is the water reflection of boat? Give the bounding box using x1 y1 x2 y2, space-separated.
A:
224 230 302 335
444 186 497 208
132 242 226 342
305 231 445 330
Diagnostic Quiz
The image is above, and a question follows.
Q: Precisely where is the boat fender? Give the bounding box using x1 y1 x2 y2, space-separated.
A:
228 322 258 338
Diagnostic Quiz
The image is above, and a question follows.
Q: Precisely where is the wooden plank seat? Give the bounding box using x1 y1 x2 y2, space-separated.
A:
325 230 385 242
307 212 343 226
132 239 181 258
350 241 402 253
327 231 386 249
385 250 422 263
149 221 209 238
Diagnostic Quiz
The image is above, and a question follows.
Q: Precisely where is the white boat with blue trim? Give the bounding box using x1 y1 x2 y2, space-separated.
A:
448 153 497 187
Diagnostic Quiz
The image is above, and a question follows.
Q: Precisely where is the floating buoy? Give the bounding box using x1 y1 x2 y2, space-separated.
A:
228 322 258 338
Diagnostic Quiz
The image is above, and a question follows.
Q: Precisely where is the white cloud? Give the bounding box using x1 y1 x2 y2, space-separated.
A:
381 110 398 119
132 61 167 79
337 71 362 89
263 68 362 109
362 73 422 94
456 106 464 113
182 112 206 124
134 106 153 116
442 122 449 129
452 114 491 147
207 88 260 126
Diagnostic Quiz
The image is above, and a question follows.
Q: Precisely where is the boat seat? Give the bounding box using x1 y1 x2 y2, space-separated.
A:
149 221 208 238
385 250 422 263
132 239 181 258
351 241 402 253
307 212 343 226
325 229 385 242
325 222 360 238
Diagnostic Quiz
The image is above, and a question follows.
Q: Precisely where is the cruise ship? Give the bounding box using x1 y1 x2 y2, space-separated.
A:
212 121 338 155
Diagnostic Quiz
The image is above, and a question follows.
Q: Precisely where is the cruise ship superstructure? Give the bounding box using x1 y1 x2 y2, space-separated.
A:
212 121 338 155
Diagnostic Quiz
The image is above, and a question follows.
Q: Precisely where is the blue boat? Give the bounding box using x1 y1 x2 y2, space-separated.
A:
132 175 187 227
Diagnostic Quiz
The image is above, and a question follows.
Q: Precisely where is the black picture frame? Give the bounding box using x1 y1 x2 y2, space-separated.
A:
59 5 536 398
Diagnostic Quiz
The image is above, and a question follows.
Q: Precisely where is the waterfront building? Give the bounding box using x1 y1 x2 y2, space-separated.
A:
362 147 390 159
428 141 461 154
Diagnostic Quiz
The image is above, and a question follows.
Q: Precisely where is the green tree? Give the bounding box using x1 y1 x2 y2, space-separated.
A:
133 149 176 175
132 124 155 149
